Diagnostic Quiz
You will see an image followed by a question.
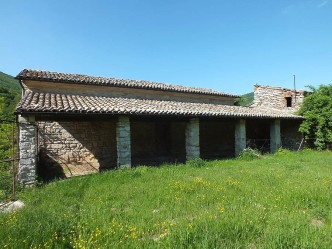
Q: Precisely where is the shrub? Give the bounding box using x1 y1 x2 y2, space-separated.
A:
187 157 206 168
298 84 332 150
275 148 292 156
237 148 261 160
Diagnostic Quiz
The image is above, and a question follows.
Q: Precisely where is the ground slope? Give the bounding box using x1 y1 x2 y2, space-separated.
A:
0 150 331 248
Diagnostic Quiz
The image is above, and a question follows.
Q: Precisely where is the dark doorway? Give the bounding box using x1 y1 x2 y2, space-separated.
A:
200 118 235 159
131 118 186 166
286 97 292 107
246 119 270 153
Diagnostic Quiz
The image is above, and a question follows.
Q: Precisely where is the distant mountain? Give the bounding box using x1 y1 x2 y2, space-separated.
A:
235 92 254 106
0 72 21 121
0 72 20 91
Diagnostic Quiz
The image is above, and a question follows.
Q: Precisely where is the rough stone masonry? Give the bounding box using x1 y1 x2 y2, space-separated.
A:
18 116 37 185
252 85 305 112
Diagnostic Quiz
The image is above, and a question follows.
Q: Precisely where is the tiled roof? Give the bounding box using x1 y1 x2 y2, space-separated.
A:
16 69 238 98
16 90 303 119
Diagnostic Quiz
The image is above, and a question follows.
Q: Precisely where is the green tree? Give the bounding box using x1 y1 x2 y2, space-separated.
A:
0 97 12 200
0 96 4 115
298 84 332 149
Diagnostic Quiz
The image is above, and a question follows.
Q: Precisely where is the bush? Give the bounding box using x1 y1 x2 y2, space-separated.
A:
0 163 12 201
187 158 206 168
237 148 261 160
298 84 332 150
275 148 292 156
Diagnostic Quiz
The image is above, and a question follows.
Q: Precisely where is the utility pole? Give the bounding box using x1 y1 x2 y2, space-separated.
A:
293 75 297 103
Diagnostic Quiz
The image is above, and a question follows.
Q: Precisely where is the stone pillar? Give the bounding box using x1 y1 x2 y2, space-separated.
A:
116 116 131 168
186 118 200 160
235 119 246 156
18 115 37 185
270 119 281 153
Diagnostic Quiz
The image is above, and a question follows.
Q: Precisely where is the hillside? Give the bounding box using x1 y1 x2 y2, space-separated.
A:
241 92 254 105
0 150 331 248
235 92 254 106
0 72 21 121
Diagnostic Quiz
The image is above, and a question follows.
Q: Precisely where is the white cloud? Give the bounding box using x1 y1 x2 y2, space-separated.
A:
282 1 329 14
318 0 329 8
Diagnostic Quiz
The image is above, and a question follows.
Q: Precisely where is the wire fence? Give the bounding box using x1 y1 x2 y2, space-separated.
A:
0 120 19 202
246 137 322 154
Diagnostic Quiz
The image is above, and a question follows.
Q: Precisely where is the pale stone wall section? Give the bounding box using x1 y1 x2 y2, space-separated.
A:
270 119 281 153
252 85 305 113
235 119 246 156
186 118 200 160
38 121 117 177
116 116 132 168
18 115 37 185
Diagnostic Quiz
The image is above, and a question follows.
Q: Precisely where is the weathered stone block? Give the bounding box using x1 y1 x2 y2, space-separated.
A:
18 119 37 185
37 120 117 177
235 119 246 156
270 119 281 153
186 118 200 160
116 116 132 168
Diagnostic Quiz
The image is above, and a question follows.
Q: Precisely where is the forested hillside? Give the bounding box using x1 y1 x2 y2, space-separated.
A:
0 72 21 121
0 72 21 200
235 92 254 106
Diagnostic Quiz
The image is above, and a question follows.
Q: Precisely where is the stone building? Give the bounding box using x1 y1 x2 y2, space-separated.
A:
15 69 304 184
251 84 306 112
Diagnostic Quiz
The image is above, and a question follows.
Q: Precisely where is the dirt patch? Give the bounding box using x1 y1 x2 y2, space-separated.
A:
310 218 325 228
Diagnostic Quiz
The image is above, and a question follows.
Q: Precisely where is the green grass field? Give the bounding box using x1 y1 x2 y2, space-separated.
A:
1 150 332 248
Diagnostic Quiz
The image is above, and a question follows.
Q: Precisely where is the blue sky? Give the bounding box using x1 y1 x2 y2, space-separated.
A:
1 0 331 94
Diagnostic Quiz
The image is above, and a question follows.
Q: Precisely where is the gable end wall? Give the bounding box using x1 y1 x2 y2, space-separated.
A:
252 85 305 112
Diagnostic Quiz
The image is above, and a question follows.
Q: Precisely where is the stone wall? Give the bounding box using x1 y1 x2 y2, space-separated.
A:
252 85 305 113
18 117 37 185
27 116 302 182
270 120 281 153
116 116 131 168
37 121 117 179
186 118 200 160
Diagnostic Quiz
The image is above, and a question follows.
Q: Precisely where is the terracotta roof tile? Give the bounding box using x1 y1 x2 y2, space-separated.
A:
16 90 303 119
16 69 238 98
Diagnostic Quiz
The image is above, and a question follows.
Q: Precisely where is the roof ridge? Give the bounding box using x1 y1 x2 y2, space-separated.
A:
16 89 303 119
16 69 239 98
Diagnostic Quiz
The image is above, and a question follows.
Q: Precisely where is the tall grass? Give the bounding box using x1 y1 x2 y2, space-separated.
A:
1 150 332 248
